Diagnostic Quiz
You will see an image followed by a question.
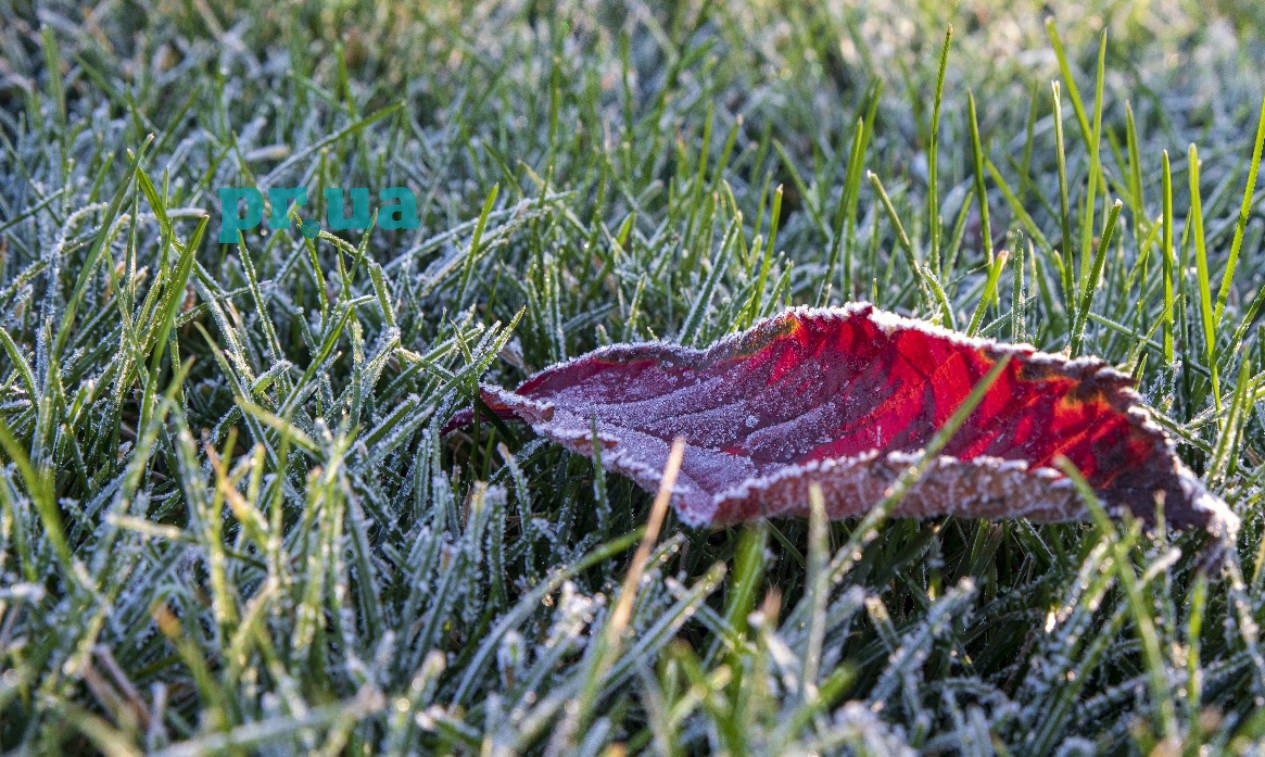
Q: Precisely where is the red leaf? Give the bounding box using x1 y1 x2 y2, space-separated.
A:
448 304 1237 539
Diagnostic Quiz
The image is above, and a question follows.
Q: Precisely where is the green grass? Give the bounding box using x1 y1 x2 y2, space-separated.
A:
2 0 1265 753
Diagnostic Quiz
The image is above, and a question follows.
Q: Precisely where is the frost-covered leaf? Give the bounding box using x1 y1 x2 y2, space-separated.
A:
448 304 1237 538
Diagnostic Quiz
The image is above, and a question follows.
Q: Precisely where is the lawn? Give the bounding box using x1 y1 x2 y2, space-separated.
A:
3 0 1265 753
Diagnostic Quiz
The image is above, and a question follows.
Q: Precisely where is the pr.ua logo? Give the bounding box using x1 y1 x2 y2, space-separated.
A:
217 186 420 243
